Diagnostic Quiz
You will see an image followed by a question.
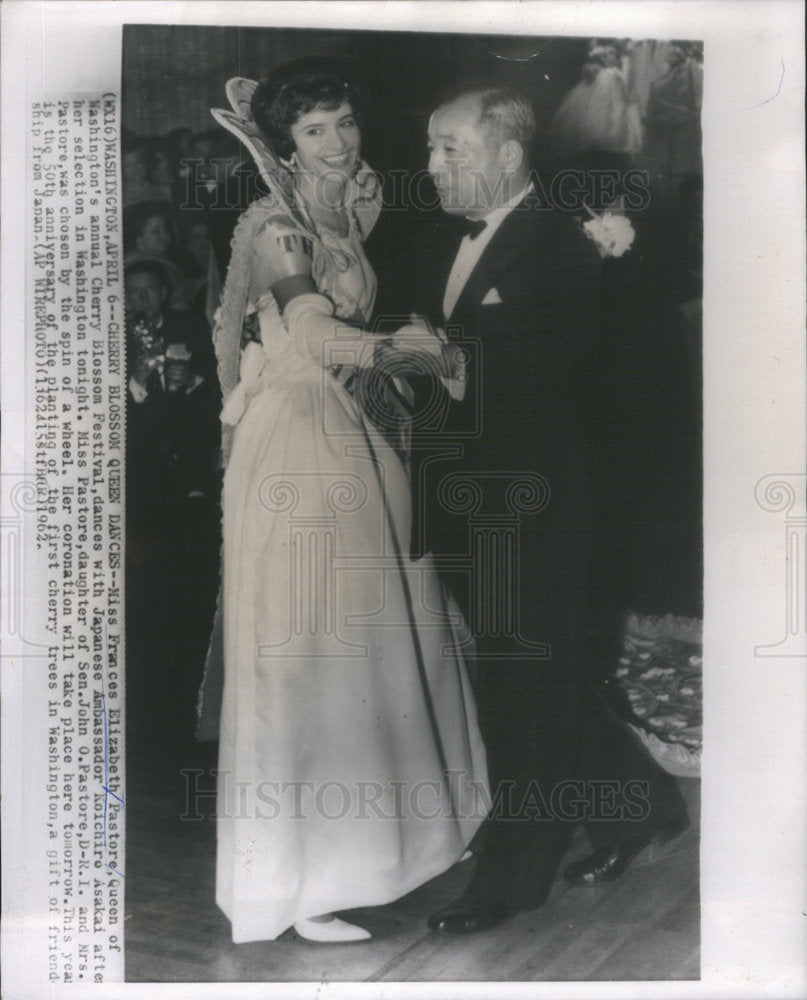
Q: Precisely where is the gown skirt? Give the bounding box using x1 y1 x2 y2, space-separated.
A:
216 343 488 942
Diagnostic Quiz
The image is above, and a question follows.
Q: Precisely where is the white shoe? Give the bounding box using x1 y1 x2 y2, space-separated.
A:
459 849 474 862
293 915 371 943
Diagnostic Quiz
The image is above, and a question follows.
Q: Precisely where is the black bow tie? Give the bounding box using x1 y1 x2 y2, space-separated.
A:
458 217 488 240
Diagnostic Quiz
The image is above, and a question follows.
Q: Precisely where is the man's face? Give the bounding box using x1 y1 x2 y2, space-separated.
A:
125 271 167 324
427 96 508 220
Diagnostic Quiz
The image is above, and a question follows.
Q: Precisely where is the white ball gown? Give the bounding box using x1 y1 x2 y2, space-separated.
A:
211 196 488 943
547 63 643 161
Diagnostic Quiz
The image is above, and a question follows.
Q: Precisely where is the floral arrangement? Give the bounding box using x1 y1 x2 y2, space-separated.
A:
609 615 703 777
130 316 196 383
131 316 164 369
582 208 636 258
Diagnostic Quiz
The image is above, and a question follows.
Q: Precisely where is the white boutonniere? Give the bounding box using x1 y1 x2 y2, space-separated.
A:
582 207 636 258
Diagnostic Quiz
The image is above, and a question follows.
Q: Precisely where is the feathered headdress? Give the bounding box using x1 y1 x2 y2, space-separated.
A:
211 77 310 233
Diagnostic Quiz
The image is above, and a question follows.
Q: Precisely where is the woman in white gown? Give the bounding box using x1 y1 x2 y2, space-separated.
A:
206 58 487 944
547 43 643 162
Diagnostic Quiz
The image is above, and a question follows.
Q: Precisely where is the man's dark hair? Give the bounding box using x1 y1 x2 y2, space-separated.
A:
124 258 172 298
472 87 536 151
438 84 536 155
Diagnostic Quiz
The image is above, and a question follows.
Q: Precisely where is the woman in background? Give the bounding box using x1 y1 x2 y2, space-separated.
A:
122 141 173 208
546 41 643 162
124 200 206 312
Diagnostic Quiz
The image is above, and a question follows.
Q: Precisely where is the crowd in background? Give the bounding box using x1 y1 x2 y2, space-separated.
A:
122 127 242 320
546 39 702 179
122 127 239 748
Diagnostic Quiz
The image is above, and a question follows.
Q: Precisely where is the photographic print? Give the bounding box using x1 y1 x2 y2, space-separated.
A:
120 22 703 983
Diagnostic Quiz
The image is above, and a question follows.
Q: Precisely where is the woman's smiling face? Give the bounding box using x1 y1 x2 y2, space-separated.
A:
289 102 360 191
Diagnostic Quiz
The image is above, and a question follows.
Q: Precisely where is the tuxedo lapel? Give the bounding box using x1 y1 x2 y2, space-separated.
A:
446 202 535 324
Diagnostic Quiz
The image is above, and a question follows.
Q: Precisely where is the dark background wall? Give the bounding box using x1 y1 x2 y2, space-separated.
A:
122 24 703 622
122 26 589 173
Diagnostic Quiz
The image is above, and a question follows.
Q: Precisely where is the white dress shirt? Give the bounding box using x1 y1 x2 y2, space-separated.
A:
442 181 534 320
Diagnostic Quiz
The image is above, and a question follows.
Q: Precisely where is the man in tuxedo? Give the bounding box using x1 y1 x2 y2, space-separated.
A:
405 88 686 933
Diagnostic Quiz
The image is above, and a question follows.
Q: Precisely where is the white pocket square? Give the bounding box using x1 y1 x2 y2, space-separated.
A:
481 287 502 305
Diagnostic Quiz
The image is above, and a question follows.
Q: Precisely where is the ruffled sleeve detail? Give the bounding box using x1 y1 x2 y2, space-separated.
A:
212 195 311 454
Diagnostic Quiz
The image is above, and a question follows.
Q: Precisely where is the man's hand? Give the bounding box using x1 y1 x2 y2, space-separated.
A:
131 353 161 389
441 341 467 383
164 343 194 394
164 358 194 394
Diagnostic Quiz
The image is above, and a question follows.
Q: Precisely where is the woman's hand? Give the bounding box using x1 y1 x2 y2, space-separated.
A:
372 324 443 378
374 318 465 382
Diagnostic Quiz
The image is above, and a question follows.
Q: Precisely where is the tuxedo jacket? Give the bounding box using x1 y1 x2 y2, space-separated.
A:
407 199 602 579
126 310 221 515
393 205 687 907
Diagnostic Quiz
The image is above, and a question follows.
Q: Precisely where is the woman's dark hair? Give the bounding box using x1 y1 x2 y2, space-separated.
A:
251 56 364 161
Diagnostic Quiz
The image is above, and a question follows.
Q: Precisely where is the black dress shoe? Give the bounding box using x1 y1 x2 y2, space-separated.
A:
427 899 514 933
564 811 690 886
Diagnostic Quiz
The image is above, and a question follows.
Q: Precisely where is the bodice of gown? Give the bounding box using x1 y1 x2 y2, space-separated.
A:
249 211 377 385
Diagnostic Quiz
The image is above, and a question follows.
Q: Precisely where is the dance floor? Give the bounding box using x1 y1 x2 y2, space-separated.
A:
124 737 699 982
124 497 702 982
